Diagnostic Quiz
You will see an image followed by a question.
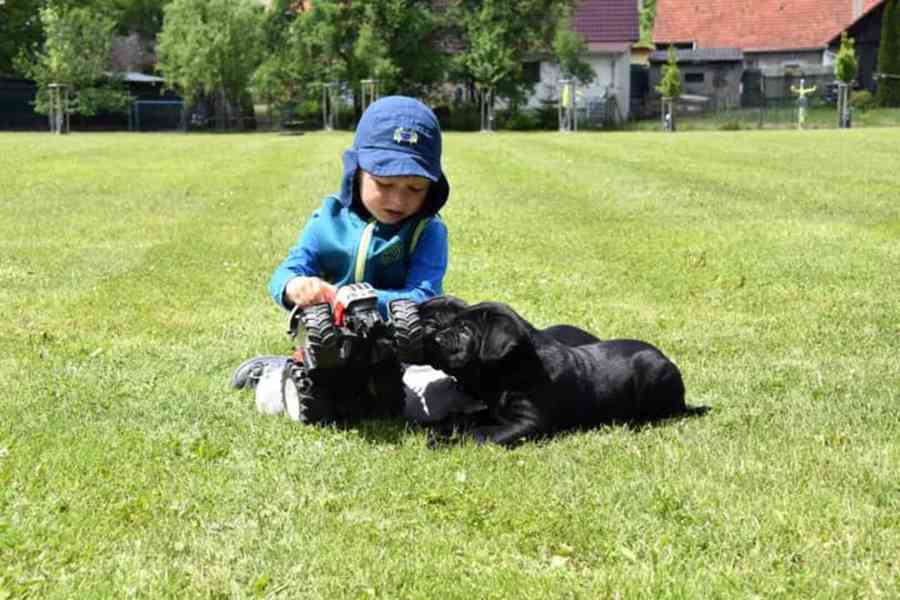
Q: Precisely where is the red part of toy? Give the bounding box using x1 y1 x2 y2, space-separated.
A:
333 301 347 327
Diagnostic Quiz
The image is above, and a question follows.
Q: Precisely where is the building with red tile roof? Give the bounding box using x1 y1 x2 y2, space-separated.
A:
653 0 881 53
648 1 889 107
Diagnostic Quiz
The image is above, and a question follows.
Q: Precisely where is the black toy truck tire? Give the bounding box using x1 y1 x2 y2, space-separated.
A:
301 303 340 368
389 299 424 364
294 386 335 424
285 364 335 424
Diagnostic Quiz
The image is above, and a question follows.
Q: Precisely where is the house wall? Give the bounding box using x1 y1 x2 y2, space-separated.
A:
648 62 743 108
744 49 825 70
527 50 632 119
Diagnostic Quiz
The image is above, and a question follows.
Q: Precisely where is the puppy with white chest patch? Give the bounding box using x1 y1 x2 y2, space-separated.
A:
414 295 601 409
427 301 704 446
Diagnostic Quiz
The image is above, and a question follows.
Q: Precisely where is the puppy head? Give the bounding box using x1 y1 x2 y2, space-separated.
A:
419 295 468 337
419 295 469 365
431 302 533 372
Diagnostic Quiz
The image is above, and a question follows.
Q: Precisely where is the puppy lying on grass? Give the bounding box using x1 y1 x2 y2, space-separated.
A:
415 295 600 406
423 301 706 447
417 295 600 355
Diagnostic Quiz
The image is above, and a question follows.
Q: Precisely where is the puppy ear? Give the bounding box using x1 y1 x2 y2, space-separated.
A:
478 313 533 364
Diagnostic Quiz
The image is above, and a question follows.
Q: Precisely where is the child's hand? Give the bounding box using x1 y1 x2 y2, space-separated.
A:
285 276 337 308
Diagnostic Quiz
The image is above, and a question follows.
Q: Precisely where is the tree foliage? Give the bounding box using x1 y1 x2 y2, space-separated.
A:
2 0 170 76
351 0 445 96
638 0 657 48
457 0 519 90
552 9 594 85
1 0 45 75
876 0 900 106
834 31 858 84
156 0 264 120
5 0 598 123
655 46 681 98
104 0 172 36
452 0 575 102
14 5 129 116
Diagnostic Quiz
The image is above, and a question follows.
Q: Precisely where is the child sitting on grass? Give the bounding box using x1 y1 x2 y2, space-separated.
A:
232 96 472 423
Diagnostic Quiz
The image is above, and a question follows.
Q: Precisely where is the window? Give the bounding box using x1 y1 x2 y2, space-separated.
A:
685 72 705 83
522 61 541 84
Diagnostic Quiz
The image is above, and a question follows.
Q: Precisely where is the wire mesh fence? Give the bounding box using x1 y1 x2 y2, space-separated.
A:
631 72 860 131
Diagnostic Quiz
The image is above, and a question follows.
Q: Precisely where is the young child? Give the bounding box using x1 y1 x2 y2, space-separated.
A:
233 96 472 422
270 95 449 318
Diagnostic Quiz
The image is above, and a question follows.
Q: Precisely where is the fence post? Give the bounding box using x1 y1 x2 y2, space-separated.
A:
837 82 851 128
559 79 576 132
360 79 378 112
48 83 69 135
479 86 495 132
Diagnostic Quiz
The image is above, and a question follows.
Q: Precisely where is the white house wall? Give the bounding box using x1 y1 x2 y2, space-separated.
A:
527 49 632 119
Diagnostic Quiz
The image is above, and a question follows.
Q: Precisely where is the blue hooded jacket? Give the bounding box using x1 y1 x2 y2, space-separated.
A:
268 97 450 316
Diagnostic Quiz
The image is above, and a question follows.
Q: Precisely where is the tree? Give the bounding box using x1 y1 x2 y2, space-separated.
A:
835 31 858 83
834 32 857 127
876 0 900 106
350 0 445 97
14 5 129 118
457 0 519 91
2 0 169 76
453 0 575 103
655 46 680 131
156 0 265 130
655 45 681 98
552 9 594 85
103 0 172 36
1 0 45 76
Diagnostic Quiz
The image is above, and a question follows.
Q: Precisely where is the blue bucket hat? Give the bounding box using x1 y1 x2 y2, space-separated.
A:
340 96 449 215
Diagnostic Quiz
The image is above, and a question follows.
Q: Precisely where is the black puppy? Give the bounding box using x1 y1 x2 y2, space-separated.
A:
417 295 600 355
416 295 601 408
428 302 702 446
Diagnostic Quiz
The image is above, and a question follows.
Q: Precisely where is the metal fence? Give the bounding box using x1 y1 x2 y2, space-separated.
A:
634 72 852 130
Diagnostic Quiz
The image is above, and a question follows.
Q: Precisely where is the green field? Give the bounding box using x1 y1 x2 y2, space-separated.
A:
1 129 898 599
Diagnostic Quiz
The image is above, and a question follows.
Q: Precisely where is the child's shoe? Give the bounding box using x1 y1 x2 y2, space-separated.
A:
230 355 290 390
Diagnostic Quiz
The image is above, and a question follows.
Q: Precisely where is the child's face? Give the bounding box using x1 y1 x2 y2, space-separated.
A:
359 170 429 225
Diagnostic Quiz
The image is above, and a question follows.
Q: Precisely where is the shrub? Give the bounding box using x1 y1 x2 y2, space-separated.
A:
504 110 540 130
718 119 742 131
535 103 559 129
850 90 876 111
444 102 481 131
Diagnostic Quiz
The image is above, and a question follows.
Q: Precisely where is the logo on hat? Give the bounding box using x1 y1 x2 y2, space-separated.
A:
393 127 418 145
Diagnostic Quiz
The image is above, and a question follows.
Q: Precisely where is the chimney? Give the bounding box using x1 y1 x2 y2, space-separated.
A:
853 0 863 21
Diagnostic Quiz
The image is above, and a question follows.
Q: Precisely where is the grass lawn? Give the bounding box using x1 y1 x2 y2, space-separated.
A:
626 105 900 132
1 128 898 599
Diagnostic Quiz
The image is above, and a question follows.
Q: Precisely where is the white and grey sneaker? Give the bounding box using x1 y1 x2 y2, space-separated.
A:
254 363 290 416
230 355 290 390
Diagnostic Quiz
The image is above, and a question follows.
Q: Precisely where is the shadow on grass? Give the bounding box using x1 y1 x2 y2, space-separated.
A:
332 418 420 446
423 404 713 449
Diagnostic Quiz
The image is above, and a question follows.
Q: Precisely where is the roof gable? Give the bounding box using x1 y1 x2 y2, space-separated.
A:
653 0 883 52
574 0 640 44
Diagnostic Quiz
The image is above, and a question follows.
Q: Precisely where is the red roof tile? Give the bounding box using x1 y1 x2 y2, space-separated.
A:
653 0 883 51
574 0 640 44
